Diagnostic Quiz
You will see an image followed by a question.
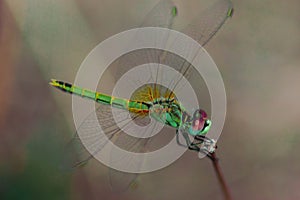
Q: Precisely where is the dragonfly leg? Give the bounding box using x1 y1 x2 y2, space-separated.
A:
182 131 200 152
176 131 216 153
188 141 201 152
176 130 188 148
194 136 217 154
198 148 212 159
176 130 199 151
189 135 217 154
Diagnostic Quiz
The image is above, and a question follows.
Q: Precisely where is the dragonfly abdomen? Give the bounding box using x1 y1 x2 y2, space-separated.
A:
50 79 150 113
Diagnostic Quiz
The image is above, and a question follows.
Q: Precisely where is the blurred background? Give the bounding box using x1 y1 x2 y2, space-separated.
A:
1 0 300 199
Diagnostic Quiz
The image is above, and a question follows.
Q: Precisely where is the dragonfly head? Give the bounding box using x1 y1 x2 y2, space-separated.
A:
188 109 211 136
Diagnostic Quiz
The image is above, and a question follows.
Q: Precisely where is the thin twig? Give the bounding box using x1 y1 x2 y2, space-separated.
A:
208 152 232 200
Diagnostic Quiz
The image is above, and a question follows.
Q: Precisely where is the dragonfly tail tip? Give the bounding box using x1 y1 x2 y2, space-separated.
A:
49 79 59 87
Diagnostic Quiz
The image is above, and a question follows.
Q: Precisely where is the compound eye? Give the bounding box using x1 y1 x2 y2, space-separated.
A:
192 109 207 131
193 109 207 120
193 109 201 119
199 109 207 119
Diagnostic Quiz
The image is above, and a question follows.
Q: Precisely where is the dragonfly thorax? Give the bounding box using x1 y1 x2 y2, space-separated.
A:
149 98 182 128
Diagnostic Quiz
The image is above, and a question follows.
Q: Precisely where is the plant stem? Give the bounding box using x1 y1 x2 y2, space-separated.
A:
208 152 232 200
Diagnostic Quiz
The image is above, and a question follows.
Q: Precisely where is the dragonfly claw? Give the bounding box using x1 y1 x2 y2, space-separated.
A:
194 136 217 154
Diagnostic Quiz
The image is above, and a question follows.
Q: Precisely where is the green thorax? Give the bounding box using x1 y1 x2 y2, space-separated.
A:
149 98 185 128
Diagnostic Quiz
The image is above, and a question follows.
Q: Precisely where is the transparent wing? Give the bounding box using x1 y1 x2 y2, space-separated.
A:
183 0 233 47
112 0 177 89
108 120 154 193
168 0 233 92
141 0 177 28
62 102 156 193
107 0 178 192
114 0 233 99
61 103 151 168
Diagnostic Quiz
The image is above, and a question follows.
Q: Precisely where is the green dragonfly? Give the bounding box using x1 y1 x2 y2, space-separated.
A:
50 0 233 192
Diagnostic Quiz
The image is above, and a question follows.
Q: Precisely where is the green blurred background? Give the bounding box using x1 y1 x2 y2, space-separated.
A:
1 0 300 199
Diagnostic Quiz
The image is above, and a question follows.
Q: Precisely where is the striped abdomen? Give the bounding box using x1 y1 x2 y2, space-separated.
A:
49 79 150 114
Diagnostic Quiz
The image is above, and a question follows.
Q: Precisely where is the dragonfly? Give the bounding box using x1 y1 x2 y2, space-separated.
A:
50 0 233 192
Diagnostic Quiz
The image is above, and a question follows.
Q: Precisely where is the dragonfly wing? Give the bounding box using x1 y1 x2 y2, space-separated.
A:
141 0 177 28
108 97 161 192
182 0 233 47
108 123 153 192
61 104 148 166
61 102 153 192
161 0 234 98
112 0 177 86
60 104 120 170
109 169 139 193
